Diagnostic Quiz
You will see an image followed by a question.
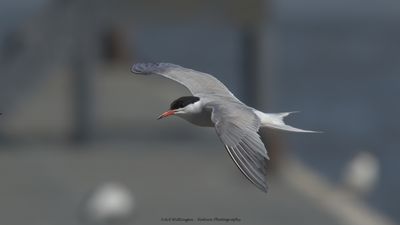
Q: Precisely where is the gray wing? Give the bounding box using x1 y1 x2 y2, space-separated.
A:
131 63 236 97
207 102 269 192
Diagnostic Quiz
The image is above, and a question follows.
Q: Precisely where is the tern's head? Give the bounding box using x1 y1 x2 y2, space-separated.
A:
157 96 200 120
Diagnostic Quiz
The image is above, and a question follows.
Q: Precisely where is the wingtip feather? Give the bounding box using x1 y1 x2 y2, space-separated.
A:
224 145 269 193
130 62 158 74
130 62 182 74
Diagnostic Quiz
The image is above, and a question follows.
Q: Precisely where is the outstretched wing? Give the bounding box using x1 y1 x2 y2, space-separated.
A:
207 102 269 192
131 63 236 98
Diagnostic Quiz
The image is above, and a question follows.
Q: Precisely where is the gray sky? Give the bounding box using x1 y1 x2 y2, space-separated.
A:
0 0 48 35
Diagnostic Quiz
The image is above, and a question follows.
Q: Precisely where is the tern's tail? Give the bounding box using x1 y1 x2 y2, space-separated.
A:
254 111 319 133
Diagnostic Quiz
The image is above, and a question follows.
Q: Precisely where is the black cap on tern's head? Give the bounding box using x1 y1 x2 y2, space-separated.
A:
157 96 200 120
170 96 200 110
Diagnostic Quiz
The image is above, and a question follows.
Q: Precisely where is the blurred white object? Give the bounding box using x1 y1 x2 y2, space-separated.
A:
81 182 135 225
343 152 380 195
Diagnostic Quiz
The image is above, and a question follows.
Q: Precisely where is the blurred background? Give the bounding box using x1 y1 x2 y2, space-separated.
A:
0 0 399 224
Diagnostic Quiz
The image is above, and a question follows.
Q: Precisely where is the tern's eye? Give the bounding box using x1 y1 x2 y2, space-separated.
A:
170 100 182 110
171 101 185 109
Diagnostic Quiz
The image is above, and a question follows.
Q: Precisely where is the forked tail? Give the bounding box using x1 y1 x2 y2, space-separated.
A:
254 111 319 133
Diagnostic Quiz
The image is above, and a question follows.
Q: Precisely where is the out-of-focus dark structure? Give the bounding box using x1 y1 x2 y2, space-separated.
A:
0 0 399 225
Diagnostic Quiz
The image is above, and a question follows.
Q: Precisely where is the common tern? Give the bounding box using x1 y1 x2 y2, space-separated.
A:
131 63 317 192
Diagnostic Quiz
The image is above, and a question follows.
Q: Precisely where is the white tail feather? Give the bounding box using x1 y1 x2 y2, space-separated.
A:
254 111 319 133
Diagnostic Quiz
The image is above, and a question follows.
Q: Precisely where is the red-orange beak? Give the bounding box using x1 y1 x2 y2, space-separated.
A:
157 110 175 120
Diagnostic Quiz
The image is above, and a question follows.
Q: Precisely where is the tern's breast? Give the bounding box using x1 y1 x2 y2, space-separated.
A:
177 109 214 127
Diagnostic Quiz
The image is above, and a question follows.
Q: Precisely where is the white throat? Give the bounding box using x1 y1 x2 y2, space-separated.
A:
175 99 213 127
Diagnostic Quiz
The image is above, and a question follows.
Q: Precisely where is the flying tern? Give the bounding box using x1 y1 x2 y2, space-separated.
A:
131 63 317 192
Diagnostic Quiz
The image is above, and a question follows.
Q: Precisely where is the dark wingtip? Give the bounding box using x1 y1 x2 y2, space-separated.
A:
130 62 182 75
260 184 268 193
130 62 160 74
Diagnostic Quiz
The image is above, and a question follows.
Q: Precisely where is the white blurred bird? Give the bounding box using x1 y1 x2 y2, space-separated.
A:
81 182 135 225
131 63 318 192
343 151 380 195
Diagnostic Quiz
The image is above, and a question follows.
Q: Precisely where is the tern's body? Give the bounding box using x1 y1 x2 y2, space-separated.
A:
131 63 316 193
